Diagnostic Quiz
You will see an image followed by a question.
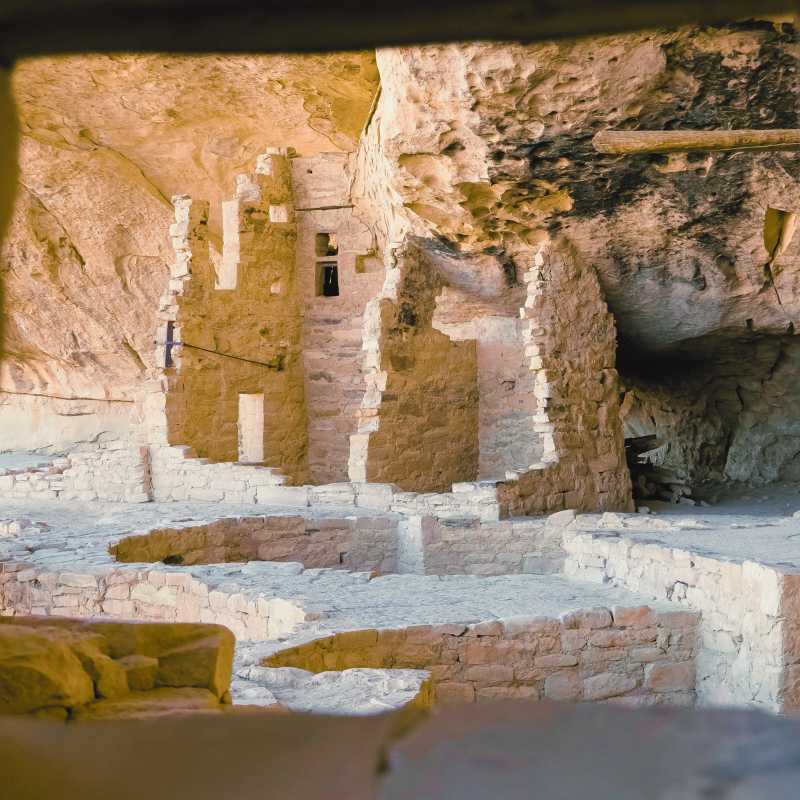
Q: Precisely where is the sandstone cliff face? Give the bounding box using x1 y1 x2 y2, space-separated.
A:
1 53 378 450
3 28 799 483
353 22 800 483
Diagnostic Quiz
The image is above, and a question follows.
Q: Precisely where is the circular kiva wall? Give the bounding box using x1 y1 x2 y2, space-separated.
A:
110 516 398 572
265 608 700 706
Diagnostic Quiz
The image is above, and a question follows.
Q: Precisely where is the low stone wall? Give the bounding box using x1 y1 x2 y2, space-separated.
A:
109 512 565 578
397 516 565 576
150 445 286 503
0 438 510 520
0 616 234 720
0 562 327 642
256 479 503 521
0 443 152 503
266 605 700 706
111 515 398 573
563 524 800 714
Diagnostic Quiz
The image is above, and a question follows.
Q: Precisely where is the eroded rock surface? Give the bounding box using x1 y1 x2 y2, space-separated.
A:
0 617 234 720
1 53 378 446
3 23 800 480
352 22 800 484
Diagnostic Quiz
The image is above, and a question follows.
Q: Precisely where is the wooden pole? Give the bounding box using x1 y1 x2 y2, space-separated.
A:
592 129 800 155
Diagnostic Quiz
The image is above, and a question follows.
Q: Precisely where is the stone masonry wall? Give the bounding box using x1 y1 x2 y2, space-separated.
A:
111 515 398 573
266 607 700 706
397 515 565 576
0 443 151 503
106 510 564 579
563 519 800 714
0 561 327 642
495 236 633 515
435 316 543 480
149 150 309 484
350 243 480 493
148 445 286 503
292 153 385 485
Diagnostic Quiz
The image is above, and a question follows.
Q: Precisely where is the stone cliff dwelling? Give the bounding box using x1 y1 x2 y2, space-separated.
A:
6 7 800 796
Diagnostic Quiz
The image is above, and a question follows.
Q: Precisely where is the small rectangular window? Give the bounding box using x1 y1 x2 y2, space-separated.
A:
315 262 339 297
238 394 264 463
315 232 339 257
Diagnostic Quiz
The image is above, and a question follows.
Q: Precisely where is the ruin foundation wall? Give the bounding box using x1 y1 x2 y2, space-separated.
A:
564 525 800 714
0 443 151 503
267 607 700 707
112 515 398 574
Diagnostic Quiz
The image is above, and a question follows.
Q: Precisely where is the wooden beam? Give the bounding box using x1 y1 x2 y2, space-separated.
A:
593 129 800 155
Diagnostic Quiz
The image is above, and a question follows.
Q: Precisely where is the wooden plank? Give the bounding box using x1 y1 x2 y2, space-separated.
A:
593 129 800 155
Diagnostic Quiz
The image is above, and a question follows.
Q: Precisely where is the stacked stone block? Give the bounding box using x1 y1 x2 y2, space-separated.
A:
107 510 566 578
149 149 309 485
149 445 285 503
0 443 151 503
0 617 234 719
397 515 565 576
495 236 634 515
349 242 480 492
0 562 328 642
266 607 700 706
474 319 543 478
111 515 398 574
563 519 800 713
292 153 384 485
433 316 543 480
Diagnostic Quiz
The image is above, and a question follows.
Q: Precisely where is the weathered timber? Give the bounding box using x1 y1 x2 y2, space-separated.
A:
593 129 800 155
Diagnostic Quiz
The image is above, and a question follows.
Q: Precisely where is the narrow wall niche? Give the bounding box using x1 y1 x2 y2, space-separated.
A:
764 206 797 268
315 261 340 297
238 393 265 462
315 232 340 296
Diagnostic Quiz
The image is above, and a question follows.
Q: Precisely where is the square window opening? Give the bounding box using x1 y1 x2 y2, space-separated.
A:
315 232 339 257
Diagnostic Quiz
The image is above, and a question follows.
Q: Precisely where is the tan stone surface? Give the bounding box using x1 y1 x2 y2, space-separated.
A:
0 624 95 714
70 687 222 721
1 53 377 440
265 606 699 708
0 617 235 718
155 630 234 700
0 703 403 800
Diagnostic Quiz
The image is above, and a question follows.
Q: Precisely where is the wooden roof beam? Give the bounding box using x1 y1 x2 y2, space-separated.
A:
592 129 800 155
